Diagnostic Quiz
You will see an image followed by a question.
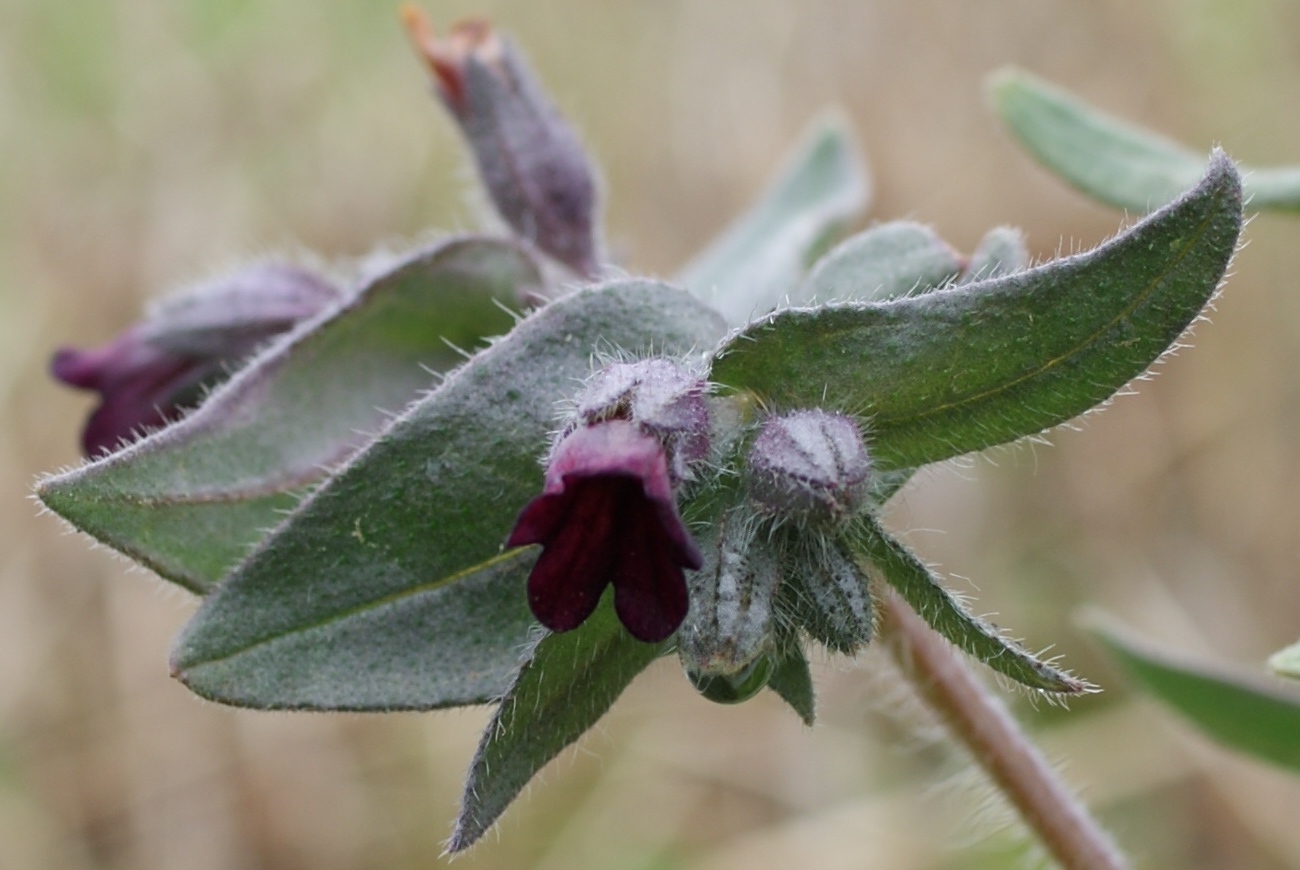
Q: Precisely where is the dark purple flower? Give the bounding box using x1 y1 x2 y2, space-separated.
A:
51 263 339 457
400 7 601 278
506 419 704 642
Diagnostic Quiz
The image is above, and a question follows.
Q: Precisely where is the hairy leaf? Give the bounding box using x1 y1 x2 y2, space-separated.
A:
709 154 1241 472
795 220 963 306
677 114 870 325
854 517 1088 693
171 280 726 709
767 640 816 725
990 67 1300 213
959 226 1028 284
449 597 663 852
1268 639 1300 680
38 237 541 592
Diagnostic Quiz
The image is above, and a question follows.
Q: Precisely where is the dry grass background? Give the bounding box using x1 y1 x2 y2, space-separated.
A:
5 1 1300 867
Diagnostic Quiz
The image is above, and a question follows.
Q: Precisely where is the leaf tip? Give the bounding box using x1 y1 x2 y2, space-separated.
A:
1203 147 1243 201
446 797 493 855
1267 642 1300 680
983 64 1029 106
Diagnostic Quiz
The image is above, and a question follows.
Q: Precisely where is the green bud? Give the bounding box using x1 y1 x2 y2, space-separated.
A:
679 508 780 687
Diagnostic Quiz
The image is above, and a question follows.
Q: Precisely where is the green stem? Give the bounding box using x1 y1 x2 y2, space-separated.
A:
879 586 1127 870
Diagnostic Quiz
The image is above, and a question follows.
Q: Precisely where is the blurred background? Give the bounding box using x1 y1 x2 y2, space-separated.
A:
5 0 1300 867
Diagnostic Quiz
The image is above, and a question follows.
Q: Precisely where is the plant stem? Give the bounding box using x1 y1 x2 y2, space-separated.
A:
878 586 1127 870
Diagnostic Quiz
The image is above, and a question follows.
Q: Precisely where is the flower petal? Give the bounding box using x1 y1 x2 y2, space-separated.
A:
505 490 571 547
53 335 210 456
613 497 690 642
524 477 628 632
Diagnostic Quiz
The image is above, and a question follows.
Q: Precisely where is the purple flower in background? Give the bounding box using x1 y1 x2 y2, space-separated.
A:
507 420 704 643
51 263 339 457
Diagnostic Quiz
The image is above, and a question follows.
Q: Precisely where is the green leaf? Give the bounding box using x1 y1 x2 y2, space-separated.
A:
677 113 870 325
1084 611 1300 771
37 236 542 593
780 539 874 655
794 221 963 306
170 280 727 710
172 549 538 711
709 153 1241 473
766 640 815 725
853 517 1088 693
959 226 1028 284
989 67 1300 213
1268 640 1300 679
448 596 664 852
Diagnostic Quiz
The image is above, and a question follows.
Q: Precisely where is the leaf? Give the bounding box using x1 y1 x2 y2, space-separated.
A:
1268 640 1300 680
1083 611 1300 771
37 236 542 593
173 549 538 711
767 640 816 725
780 539 874 655
448 596 663 852
170 280 727 710
959 226 1028 284
709 153 1241 473
677 113 870 325
853 517 1087 693
794 220 963 306
989 67 1300 213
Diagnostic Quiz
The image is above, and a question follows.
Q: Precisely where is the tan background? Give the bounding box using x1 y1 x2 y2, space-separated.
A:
5 1 1300 867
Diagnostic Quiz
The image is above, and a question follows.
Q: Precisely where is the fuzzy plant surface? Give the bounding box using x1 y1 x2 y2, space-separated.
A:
39 8 1244 855
987 65 1300 798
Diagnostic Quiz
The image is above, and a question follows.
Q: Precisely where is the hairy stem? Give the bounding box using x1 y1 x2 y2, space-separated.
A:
879 586 1126 870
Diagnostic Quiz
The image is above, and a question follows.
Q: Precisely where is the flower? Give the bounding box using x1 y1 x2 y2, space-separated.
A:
400 6 601 277
506 419 703 642
51 263 339 457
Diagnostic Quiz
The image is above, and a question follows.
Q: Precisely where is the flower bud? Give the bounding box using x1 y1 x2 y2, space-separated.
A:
572 358 709 483
679 509 781 699
782 540 874 654
401 7 601 277
747 409 871 525
51 263 339 457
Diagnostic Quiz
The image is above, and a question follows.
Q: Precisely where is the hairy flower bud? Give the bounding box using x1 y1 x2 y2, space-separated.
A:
401 7 601 277
747 409 871 525
679 509 781 703
574 358 709 481
781 540 874 654
51 263 339 456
